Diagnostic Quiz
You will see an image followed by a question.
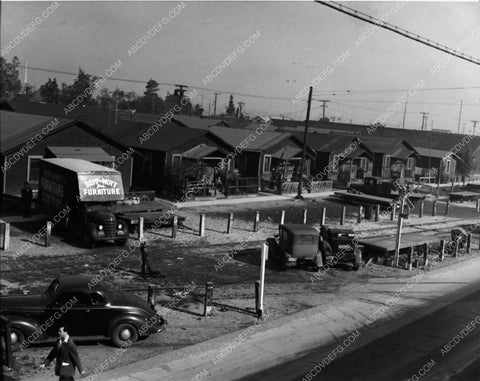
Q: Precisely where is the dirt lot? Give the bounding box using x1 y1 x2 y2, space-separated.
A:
2 191 480 380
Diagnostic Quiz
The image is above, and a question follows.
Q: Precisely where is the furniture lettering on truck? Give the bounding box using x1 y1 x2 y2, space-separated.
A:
38 158 128 248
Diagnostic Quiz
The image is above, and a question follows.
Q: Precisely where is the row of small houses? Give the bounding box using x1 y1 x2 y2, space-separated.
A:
1 100 479 200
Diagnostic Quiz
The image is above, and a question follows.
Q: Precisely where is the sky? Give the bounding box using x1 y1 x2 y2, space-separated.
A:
1 1 480 133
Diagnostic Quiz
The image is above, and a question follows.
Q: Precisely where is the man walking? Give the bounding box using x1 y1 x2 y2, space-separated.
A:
39 326 85 380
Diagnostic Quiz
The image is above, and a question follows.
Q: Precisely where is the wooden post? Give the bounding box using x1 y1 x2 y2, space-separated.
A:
390 205 396 221
423 243 428 268
138 217 144 241
375 204 380 222
147 285 155 307
254 211 260 232
419 202 424 218
255 281 261 318
432 200 437 216
466 233 471 254
0 222 10 251
357 206 363 224
227 212 234 234
199 214 205 237
302 209 307 224
203 282 213 317
45 221 52 247
476 199 480 212
407 246 413 271
258 243 267 317
320 207 326 227
171 215 178 238
279 210 285 234
440 239 445 262
445 200 450 215
340 206 346 226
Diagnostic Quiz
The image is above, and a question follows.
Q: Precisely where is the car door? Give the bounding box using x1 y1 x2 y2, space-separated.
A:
48 291 91 337
85 291 112 336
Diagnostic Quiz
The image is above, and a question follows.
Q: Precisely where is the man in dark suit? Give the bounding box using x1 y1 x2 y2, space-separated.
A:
39 326 85 380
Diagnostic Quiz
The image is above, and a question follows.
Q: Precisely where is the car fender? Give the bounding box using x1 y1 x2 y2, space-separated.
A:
7 316 46 342
107 314 146 337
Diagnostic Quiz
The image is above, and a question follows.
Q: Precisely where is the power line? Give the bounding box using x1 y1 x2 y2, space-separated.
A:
315 1 480 66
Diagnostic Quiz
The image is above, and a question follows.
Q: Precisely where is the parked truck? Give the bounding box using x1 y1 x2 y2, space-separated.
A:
38 158 129 248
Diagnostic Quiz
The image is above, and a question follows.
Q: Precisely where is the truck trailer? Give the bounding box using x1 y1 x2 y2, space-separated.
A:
38 158 129 248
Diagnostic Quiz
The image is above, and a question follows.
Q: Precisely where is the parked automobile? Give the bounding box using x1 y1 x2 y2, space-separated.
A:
268 224 325 271
0 275 165 349
320 225 363 271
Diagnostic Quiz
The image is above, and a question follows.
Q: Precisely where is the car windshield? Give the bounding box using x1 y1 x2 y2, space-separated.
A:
44 279 60 301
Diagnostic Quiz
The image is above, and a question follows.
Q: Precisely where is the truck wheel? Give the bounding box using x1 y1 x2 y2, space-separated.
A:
116 239 128 246
82 232 94 249
111 323 138 347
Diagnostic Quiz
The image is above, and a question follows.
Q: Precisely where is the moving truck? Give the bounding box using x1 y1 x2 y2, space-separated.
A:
38 158 129 248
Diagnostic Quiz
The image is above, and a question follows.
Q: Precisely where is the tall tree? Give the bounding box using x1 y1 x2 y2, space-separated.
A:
60 68 99 105
456 149 475 183
40 78 60 103
0 56 22 101
226 94 235 116
143 79 160 114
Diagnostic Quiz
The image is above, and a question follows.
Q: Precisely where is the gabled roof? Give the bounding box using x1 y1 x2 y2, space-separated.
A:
173 115 231 130
0 110 73 154
414 146 457 159
208 125 292 152
45 146 114 162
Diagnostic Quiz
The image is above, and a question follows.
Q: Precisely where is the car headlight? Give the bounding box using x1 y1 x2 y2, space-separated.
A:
98 225 103 230
118 223 123 229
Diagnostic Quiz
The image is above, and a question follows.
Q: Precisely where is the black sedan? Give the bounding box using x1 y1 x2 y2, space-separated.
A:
0 275 165 348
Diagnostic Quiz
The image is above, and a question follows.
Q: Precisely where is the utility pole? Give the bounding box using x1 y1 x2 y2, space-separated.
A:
402 94 408 129
394 188 406 267
420 112 429 131
238 102 245 118
296 86 313 200
318 100 329 120
457 99 463 134
213 92 220 116
472 120 479 136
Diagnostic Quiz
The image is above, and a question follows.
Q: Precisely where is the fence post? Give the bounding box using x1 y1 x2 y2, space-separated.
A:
45 221 52 247
375 204 380 222
171 215 178 238
302 209 307 224
423 243 428 268
432 201 437 216
199 214 205 237
147 285 155 307
320 207 326 227
466 233 471 254
227 212 234 234
407 246 413 271
390 205 395 221
445 201 450 215
440 239 445 261
204 282 213 317
0 222 10 251
419 202 424 218
340 206 346 226
477 199 480 212
357 206 363 224
255 281 261 318
254 211 260 232
138 217 144 241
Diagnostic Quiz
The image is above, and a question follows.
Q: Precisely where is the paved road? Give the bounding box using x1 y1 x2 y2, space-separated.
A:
239 283 480 381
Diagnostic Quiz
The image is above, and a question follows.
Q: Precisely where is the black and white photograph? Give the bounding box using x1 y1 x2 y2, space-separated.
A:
1 1 480 380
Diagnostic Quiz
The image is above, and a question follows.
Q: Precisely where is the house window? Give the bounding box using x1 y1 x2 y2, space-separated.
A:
382 155 391 169
172 154 182 173
445 159 451 173
406 157 414 170
263 155 271 173
27 156 42 184
359 157 368 170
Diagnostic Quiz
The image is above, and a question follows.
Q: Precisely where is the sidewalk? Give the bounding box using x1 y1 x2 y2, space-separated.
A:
26 254 480 381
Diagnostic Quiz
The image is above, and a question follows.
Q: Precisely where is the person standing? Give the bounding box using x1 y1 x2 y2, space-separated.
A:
39 326 85 380
21 181 33 218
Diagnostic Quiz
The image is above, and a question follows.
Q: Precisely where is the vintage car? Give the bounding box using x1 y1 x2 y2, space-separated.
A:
0 275 165 349
268 224 325 271
320 225 363 271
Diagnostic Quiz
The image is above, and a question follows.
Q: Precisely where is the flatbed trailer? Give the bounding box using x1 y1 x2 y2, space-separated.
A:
447 191 479 203
332 191 395 208
359 233 441 256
